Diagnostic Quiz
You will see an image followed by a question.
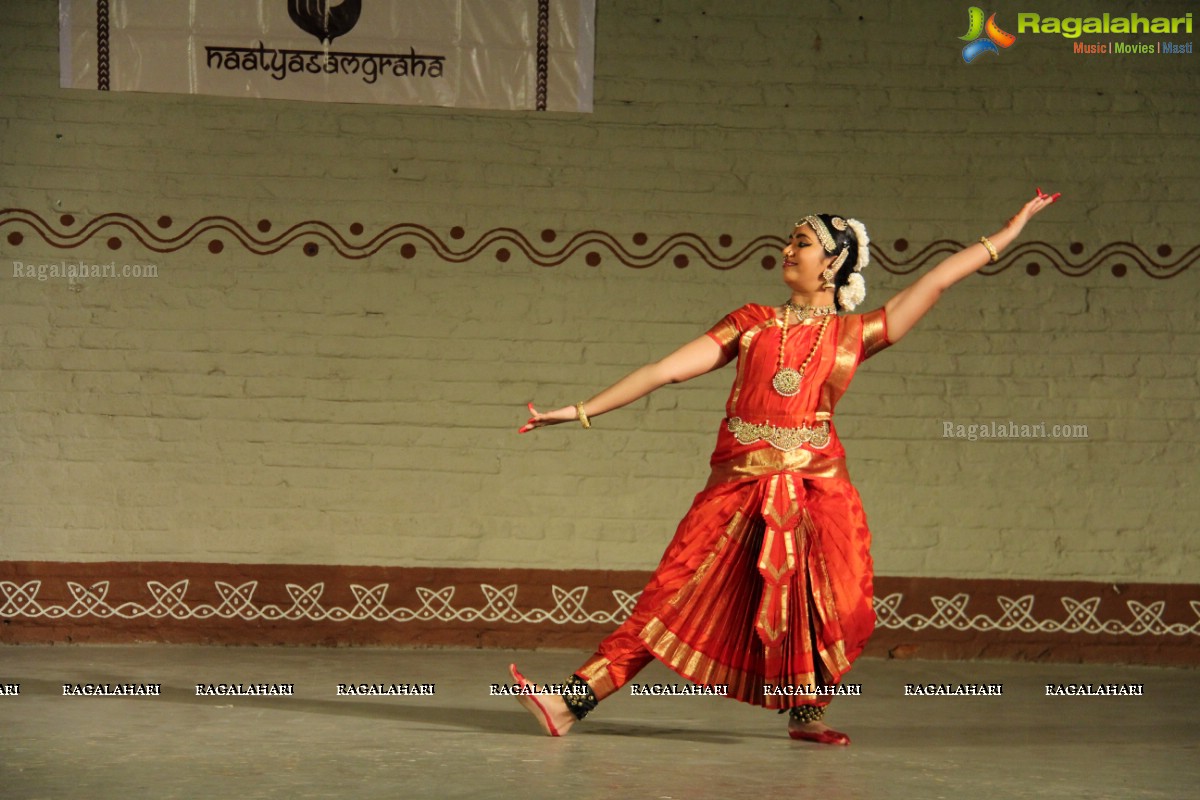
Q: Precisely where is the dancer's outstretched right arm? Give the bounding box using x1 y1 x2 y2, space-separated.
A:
519 334 728 433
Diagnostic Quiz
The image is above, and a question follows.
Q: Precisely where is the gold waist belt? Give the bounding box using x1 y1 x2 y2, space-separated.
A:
726 417 831 451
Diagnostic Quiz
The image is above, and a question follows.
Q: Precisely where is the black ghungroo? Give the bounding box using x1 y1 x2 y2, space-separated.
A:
787 704 825 724
562 675 598 720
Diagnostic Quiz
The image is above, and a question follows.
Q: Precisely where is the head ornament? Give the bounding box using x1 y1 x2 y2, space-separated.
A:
797 214 871 311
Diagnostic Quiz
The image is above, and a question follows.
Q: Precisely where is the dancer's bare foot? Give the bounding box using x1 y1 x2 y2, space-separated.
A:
509 663 578 737
787 717 851 746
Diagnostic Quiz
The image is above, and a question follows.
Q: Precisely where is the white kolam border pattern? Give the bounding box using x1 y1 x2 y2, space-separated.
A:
2 579 1198 637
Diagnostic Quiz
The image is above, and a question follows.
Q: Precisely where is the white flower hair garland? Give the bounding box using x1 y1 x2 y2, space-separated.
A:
837 218 870 311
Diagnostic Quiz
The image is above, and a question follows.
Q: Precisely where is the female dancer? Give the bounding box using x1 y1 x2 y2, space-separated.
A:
512 189 1060 744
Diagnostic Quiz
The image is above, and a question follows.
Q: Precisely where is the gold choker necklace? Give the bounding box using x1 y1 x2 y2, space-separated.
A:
771 302 836 397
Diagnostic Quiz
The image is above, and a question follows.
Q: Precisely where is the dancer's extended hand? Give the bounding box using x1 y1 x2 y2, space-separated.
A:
883 186 1062 345
1003 187 1061 237
518 402 577 434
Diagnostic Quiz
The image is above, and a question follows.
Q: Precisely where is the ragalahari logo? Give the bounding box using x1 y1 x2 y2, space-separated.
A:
959 7 1017 63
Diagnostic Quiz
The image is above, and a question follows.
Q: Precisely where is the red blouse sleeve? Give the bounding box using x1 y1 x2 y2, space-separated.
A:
859 307 892 361
705 304 770 362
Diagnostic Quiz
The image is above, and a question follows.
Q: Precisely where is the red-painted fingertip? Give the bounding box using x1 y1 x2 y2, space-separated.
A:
527 402 536 412
1051 193 1062 202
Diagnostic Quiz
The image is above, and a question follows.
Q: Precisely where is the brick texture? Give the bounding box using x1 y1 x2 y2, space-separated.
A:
1 0 1197 583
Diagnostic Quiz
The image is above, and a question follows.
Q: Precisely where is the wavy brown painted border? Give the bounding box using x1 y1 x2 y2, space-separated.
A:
1 209 1193 278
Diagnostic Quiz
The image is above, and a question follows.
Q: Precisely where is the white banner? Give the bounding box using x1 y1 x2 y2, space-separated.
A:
59 0 595 112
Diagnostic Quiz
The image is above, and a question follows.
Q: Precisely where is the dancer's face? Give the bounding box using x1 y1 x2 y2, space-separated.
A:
780 224 836 295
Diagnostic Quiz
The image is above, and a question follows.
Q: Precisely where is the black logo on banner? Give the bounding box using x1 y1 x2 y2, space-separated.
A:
288 0 363 44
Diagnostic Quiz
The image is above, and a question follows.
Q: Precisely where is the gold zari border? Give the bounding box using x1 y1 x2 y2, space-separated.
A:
575 655 620 701
862 308 890 360
640 616 829 709
706 450 847 490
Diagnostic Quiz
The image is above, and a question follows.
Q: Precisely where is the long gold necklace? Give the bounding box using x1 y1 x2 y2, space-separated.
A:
771 302 835 397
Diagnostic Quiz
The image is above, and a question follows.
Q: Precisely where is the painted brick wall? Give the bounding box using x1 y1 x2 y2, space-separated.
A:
1 0 1197 583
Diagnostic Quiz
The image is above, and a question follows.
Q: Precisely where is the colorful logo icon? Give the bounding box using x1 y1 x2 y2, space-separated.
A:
959 7 1017 63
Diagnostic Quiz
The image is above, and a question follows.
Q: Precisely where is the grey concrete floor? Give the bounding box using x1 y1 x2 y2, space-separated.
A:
0 645 1196 800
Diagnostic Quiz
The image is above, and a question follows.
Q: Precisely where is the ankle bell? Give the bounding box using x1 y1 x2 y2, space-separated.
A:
788 704 825 724
562 675 599 720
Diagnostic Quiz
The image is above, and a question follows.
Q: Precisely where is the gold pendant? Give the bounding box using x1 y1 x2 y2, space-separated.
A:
772 367 803 397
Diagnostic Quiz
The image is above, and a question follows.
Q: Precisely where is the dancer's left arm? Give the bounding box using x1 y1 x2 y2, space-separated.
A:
884 189 1060 343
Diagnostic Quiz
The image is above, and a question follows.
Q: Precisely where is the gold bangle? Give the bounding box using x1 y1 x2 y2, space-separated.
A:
979 235 999 264
575 402 591 429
